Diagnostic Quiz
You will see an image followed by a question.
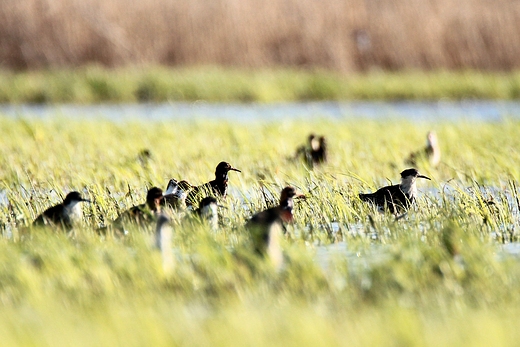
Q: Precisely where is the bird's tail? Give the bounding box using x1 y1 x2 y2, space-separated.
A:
359 193 375 203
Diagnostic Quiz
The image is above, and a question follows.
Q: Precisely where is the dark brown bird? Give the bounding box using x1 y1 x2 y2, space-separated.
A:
359 168 431 214
406 131 441 168
33 191 91 231
107 187 164 234
294 134 328 167
186 161 241 206
312 136 327 164
246 186 305 268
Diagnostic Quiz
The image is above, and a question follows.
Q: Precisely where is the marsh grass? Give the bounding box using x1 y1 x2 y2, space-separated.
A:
0 116 520 345
2 67 520 103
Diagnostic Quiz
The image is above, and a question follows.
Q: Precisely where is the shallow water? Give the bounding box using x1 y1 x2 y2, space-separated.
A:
2 100 520 269
2 100 520 122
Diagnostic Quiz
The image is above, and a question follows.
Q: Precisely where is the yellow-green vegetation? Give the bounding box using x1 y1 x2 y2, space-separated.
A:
2 67 520 103
1 116 520 346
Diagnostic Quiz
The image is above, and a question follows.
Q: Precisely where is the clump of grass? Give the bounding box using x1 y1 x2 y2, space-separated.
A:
0 116 519 345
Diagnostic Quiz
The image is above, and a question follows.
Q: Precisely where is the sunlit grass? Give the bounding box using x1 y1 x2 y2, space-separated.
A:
2 67 520 103
0 115 520 346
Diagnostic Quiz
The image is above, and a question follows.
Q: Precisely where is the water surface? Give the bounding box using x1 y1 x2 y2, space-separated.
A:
2 100 520 122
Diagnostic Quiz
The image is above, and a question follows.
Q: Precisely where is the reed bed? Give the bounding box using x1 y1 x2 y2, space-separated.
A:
0 115 520 345
2 0 520 71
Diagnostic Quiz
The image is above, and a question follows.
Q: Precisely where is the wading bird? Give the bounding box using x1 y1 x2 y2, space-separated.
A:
294 134 328 167
359 168 431 214
186 161 241 206
246 186 305 269
406 131 441 168
103 187 164 234
33 191 91 231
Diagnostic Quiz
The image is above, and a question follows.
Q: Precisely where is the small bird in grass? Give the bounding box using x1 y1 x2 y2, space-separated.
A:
406 131 441 168
137 149 153 167
106 187 164 234
33 191 91 231
194 196 219 231
162 179 193 211
359 168 431 214
246 186 305 269
294 134 328 168
186 161 241 206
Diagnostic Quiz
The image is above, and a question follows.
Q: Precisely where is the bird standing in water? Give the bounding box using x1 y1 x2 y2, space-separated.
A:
406 131 441 168
186 161 241 206
359 168 431 214
33 191 91 231
246 186 305 269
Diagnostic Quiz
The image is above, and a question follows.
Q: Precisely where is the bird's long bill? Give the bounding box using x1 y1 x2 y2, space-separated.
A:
295 192 307 200
81 198 92 203
418 174 431 180
230 167 241 173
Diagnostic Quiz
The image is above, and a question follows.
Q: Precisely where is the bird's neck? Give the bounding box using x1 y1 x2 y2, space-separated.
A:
63 201 83 223
215 171 228 183
210 177 228 195
279 198 294 222
279 198 294 211
399 178 417 198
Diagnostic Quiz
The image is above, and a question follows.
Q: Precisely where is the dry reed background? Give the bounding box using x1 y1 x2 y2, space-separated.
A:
1 0 520 71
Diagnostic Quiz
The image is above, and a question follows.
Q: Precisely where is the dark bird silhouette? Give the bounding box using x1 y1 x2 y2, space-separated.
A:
162 179 193 211
33 191 90 231
246 186 305 268
186 161 241 206
359 168 431 214
314 136 327 164
137 149 153 167
406 131 441 168
294 134 328 167
104 187 164 235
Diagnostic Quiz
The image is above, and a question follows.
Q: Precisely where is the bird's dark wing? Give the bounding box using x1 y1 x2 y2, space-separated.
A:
359 184 408 214
33 205 64 227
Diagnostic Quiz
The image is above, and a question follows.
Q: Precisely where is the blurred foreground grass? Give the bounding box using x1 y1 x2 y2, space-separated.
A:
2 66 520 103
0 116 520 346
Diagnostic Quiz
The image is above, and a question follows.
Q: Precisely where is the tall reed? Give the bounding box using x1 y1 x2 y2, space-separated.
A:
2 0 520 71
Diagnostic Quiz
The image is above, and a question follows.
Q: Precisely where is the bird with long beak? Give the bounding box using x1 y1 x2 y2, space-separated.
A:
107 187 164 233
162 179 193 211
359 168 431 214
33 191 91 231
186 161 241 206
246 186 305 269
406 131 441 168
